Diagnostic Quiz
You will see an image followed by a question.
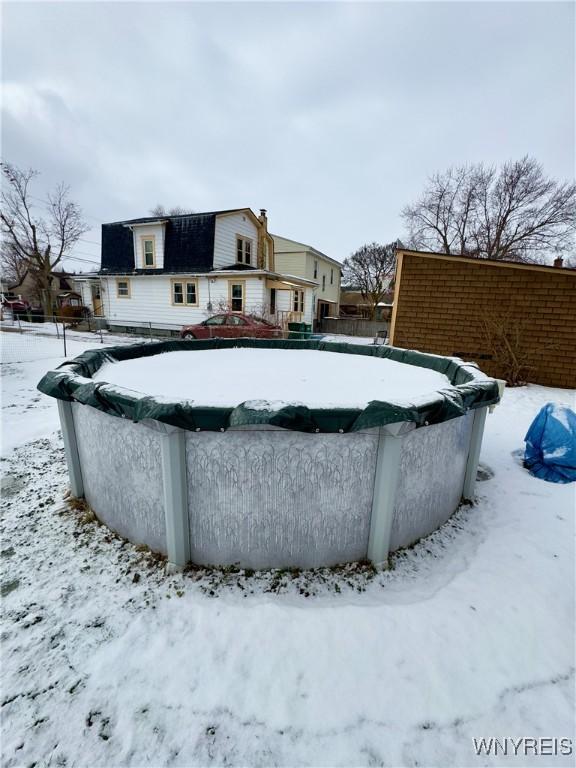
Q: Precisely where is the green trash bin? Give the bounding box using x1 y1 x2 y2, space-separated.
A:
287 322 313 340
288 322 304 339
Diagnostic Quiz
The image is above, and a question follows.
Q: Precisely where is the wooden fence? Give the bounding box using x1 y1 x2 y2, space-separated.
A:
318 318 389 337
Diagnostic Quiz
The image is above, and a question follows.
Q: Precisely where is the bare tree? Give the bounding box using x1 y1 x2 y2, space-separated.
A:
1 162 89 314
1 241 28 287
402 156 576 263
150 204 194 216
342 242 397 320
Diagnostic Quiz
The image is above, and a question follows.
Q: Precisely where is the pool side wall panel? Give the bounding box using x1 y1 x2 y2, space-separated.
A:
184 428 378 569
72 403 167 552
390 411 474 551
68 405 477 568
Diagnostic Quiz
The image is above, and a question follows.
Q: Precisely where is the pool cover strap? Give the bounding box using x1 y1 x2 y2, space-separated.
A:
37 338 501 433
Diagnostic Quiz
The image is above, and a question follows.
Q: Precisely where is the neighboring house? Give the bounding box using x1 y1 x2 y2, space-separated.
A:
99 209 316 333
73 273 105 318
339 286 394 321
1 268 76 313
272 235 342 322
390 249 576 388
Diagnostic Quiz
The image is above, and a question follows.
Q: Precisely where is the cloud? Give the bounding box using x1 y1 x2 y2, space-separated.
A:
2 1 574 264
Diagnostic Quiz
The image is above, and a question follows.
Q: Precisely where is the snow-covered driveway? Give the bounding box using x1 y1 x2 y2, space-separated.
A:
1 331 574 767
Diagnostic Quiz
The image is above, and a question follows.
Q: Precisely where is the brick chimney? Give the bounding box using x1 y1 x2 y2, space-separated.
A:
257 209 269 269
553 256 564 268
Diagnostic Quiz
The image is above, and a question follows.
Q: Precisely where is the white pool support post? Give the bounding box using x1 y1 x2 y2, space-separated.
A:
159 427 191 570
57 400 84 498
367 422 408 566
462 406 489 502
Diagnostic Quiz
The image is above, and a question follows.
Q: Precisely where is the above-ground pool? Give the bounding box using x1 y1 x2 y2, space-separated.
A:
38 339 500 569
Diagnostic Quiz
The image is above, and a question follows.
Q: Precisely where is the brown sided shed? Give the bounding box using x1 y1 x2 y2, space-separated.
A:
390 249 576 388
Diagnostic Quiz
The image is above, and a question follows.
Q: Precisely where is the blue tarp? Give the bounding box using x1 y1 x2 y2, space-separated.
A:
524 402 576 484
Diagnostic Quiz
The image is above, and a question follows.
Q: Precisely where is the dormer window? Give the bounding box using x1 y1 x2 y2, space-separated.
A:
236 236 252 265
142 237 156 267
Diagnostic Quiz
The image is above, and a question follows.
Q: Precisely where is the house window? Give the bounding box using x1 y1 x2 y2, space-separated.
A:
230 282 244 312
116 279 130 298
293 289 304 313
322 274 326 291
236 237 252 265
314 260 318 279
330 268 334 285
172 280 198 306
142 238 155 267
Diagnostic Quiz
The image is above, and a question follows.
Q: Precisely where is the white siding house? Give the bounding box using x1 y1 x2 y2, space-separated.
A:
101 272 314 329
98 209 315 334
272 235 342 321
73 274 105 318
213 213 261 269
132 222 167 270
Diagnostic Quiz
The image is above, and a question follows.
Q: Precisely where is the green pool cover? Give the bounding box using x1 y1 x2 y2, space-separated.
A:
37 338 501 433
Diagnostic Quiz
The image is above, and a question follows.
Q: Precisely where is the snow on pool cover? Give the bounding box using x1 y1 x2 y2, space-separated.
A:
93 348 451 409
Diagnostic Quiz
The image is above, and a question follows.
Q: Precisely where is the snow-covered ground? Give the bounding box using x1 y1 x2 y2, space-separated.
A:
1 326 149 456
0 318 152 344
93 348 449 408
319 334 378 346
1 332 575 767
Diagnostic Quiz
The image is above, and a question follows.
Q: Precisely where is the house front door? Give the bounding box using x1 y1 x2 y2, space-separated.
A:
91 284 104 317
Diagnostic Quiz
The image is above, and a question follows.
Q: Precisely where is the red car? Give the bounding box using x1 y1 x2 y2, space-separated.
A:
2 297 31 313
180 313 283 340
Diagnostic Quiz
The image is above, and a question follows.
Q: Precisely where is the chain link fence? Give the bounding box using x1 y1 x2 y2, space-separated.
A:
1 312 378 366
0 316 148 364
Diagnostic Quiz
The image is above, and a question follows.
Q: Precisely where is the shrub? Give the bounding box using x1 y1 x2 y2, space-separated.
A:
59 305 85 326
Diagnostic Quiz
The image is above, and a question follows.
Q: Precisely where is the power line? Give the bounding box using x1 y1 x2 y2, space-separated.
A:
2 191 102 245
59 254 100 267
0 238 100 265
67 256 100 265
25 193 103 225
70 247 102 259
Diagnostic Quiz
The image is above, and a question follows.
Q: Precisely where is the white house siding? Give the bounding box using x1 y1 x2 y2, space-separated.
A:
73 280 94 313
130 223 166 270
305 253 341 312
273 251 306 278
272 235 341 317
213 213 260 269
274 286 314 326
302 288 314 326
101 274 270 329
73 278 106 317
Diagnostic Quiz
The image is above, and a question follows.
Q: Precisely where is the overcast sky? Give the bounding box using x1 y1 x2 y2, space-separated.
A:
2 1 574 270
